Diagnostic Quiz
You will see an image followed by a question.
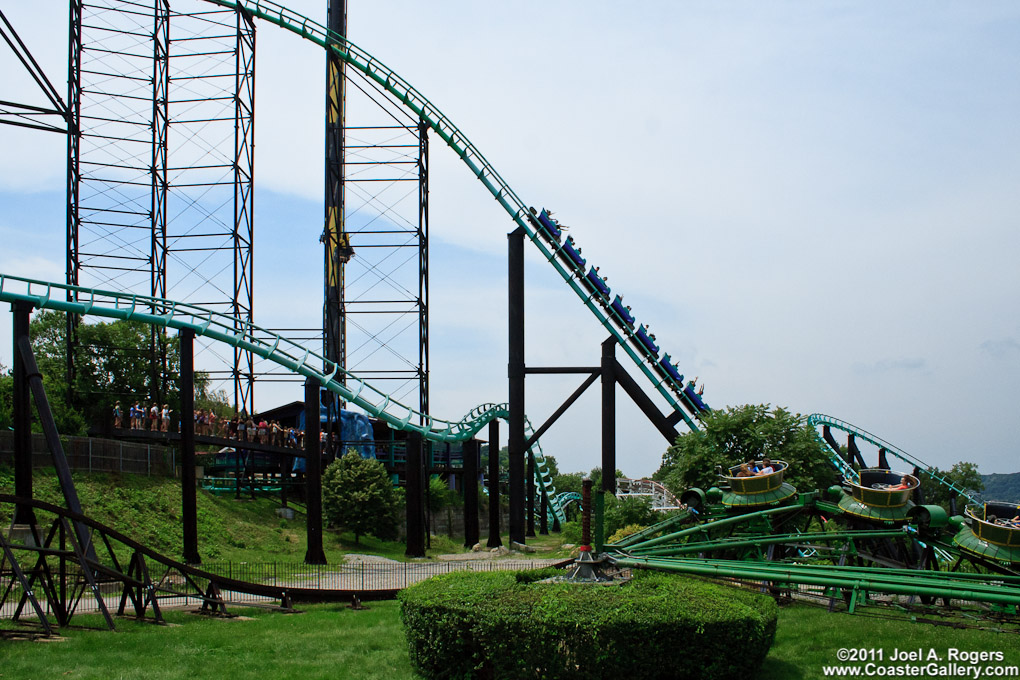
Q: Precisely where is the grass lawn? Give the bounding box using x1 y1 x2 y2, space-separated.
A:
2 599 1017 680
759 602 1019 680
0 602 417 680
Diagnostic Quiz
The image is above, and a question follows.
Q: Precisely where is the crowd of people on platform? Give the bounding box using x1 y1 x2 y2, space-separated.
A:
111 400 306 450
112 400 174 433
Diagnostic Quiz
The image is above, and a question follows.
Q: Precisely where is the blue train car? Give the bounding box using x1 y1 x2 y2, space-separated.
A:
683 385 709 412
585 267 610 298
536 208 562 241
610 295 635 326
635 324 659 356
658 353 683 383
562 236 586 270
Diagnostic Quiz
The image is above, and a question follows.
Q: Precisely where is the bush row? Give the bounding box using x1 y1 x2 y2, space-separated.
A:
398 569 778 680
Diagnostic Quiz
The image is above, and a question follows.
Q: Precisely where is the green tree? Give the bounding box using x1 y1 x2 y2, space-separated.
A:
0 364 12 431
25 310 184 433
918 461 984 512
588 466 625 492
551 471 583 495
656 404 835 497
604 495 659 537
428 476 461 512
541 454 560 479
322 451 400 544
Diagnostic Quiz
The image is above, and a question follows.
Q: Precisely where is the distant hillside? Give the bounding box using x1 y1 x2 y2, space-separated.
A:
980 473 1020 503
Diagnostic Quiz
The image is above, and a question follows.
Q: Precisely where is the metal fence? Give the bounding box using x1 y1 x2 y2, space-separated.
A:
0 557 567 621
0 432 178 477
201 558 562 592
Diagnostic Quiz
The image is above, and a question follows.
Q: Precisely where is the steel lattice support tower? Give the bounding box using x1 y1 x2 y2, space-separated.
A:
233 7 256 413
65 0 83 400
417 118 429 420
65 0 256 413
150 0 170 400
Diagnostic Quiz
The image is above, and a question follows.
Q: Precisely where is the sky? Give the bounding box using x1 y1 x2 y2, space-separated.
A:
1 1 1019 479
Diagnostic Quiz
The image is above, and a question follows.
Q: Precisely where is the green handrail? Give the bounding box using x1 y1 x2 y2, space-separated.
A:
808 414 979 505
0 274 565 523
202 0 700 431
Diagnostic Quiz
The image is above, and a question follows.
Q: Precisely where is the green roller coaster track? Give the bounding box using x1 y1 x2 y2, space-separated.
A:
5 1 979 541
201 0 701 431
808 413 979 505
0 274 565 523
201 1 972 509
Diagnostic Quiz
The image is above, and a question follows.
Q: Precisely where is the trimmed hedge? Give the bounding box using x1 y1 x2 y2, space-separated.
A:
398 569 777 680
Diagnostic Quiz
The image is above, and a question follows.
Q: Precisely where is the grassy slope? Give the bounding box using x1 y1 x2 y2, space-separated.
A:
0 467 469 563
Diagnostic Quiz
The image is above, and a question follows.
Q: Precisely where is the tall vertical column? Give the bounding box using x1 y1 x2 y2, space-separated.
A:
539 489 549 535
233 6 256 415
405 432 426 557
601 337 617 495
149 0 170 404
526 451 536 537
462 439 479 548
486 419 502 548
304 377 327 564
180 328 200 564
323 0 348 459
12 302 35 525
507 227 526 545
65 0 82 402
417 119 430 420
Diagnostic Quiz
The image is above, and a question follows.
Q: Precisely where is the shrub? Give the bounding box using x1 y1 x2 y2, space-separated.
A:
607 523 646 544
399 569 778 680
322 451 400 543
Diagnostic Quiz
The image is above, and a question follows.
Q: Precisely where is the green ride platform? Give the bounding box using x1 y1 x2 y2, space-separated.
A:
722 482 797 508
953 525 1020 564
836 493 913 523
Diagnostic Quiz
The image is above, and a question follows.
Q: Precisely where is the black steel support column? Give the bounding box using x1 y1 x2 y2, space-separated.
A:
912 466 926 505
601 337 617 495
486 419 502 548
507 227 526 545
418 118 430 420
304 378 327 564
65 0 81 401
878 448 889 470
405 432 426 557
180 328 200 564
17 329 94 561
324 0 347 458
463 439 479 548
847 434 866 468
526 451 536 537
611 357 681 444
12 302 35 525
822 426 848 467
539 488 549 535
